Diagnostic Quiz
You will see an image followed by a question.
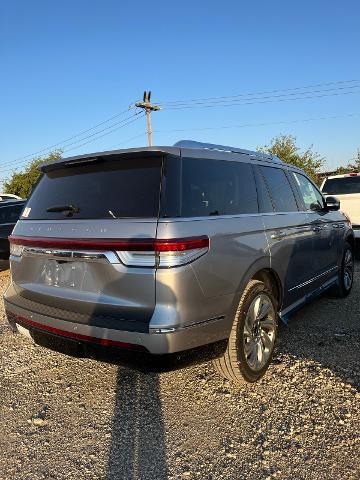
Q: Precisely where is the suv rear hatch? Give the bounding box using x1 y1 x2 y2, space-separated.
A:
7 152 164 333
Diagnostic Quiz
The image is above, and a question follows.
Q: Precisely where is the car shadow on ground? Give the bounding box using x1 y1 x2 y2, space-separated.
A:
106 369 168 480
0 259 9 271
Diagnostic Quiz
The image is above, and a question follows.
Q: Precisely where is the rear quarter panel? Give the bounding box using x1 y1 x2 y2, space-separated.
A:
154 215 270 330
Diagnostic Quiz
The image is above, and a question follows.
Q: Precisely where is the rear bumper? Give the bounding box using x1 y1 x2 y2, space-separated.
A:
4 298 229 354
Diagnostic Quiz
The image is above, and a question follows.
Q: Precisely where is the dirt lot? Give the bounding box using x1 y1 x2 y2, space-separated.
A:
0 263 359 480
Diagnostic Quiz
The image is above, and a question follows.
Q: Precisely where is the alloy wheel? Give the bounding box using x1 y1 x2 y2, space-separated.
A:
344 249 354 291
243 293 276 372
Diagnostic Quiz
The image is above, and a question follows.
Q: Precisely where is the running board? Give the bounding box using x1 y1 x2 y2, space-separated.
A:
279 276 338 325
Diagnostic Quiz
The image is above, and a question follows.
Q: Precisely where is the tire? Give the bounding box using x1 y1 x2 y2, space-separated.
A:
213 279 278 385
329 241 354 298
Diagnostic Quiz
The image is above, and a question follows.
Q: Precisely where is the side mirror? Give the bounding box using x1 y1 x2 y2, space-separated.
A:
325 196 340 211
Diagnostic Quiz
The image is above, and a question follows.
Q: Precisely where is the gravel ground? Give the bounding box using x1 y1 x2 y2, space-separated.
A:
0 262 359 480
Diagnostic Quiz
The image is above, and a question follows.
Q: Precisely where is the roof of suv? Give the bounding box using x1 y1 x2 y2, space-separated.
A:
40 139 284 173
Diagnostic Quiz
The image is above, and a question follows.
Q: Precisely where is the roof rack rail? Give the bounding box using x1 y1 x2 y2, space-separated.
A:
173 140 282 163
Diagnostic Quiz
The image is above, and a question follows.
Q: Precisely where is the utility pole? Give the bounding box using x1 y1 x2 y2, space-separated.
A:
135 91 161 146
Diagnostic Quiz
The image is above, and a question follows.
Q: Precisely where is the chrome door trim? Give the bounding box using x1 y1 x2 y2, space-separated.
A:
288 265 338 292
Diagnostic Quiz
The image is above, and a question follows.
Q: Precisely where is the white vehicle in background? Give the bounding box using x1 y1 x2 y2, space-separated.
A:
0 193 22 202
320 173 360 241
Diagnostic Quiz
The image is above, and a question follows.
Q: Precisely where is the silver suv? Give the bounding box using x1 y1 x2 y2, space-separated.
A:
4 140 355 385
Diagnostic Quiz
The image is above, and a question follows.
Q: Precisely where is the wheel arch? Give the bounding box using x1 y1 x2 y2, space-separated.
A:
230 258 284 322
345 231 355 251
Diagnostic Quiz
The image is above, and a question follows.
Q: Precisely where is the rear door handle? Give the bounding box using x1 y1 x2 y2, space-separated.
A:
271 231 286 240
313 225 322 233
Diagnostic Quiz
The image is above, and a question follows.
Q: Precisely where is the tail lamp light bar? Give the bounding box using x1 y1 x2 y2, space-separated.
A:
9 235 209 267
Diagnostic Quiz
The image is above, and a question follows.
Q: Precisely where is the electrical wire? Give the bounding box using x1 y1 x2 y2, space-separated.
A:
161 89 360 110
0 111 143 171
62 114 145 153
0 113 145 174
157 79 360 105
8 107 134 165
153 112 359 134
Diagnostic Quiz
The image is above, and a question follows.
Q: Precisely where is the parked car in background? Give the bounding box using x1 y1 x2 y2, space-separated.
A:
321 173 360 242
0 193 22 202
4 141 355 386
0 199 26 259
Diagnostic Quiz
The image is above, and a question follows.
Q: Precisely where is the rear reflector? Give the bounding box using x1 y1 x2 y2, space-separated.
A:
12 314 146 350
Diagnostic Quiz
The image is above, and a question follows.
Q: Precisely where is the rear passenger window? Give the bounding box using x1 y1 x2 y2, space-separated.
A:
292 172 325 211
260 166 298 212
181 159 258 217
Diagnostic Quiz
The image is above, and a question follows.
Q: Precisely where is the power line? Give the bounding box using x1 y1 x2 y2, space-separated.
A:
160 84 360 108
153 112 359 134
161 88 360 110
62 114 145 153
0 111 143 171
157 79 360 105
6 107 133 165
0 113 145 174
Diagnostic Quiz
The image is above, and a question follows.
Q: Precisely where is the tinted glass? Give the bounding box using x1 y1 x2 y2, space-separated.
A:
0 203 24 223
322 176 360 194
178 158 258 217
260 166 298 212
293 172 324 211
254 167 274 213
25 157 162 220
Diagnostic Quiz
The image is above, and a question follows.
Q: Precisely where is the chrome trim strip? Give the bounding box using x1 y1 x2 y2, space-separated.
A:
158 211 306 223
281 275 338 318
22 247 119 264
288 266 338 292
149 315 226 334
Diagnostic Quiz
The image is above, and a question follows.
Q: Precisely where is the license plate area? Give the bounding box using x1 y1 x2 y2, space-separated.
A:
40 259 88 289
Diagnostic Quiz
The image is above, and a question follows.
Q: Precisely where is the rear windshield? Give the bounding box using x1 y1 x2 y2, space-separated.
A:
322 176 360 195
24 157 162 220
0 202 24 224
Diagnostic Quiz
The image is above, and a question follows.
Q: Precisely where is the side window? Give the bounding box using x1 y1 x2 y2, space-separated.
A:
181 159 258 217
292 172 325 211
254 167 274 213
260 166 298 212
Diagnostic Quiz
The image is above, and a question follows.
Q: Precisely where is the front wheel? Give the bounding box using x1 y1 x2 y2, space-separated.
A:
330 241 354 298
213 280 278 385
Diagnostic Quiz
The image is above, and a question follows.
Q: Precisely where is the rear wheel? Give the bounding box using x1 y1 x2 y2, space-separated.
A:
213 280 278 385
330 241 354 298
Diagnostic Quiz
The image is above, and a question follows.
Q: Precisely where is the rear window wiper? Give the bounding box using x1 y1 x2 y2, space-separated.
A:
46 204 80 216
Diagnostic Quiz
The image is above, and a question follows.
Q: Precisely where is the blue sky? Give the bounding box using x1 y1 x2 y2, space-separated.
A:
0 0 359 184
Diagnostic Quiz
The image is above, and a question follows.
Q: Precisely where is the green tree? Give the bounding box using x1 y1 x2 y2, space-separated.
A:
258 135 324 184
3 150 62 198
333 149 360 175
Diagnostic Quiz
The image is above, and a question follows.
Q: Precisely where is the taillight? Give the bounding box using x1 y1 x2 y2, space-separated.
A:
9 235 209 268
117 237 209 268
10 243 24 257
